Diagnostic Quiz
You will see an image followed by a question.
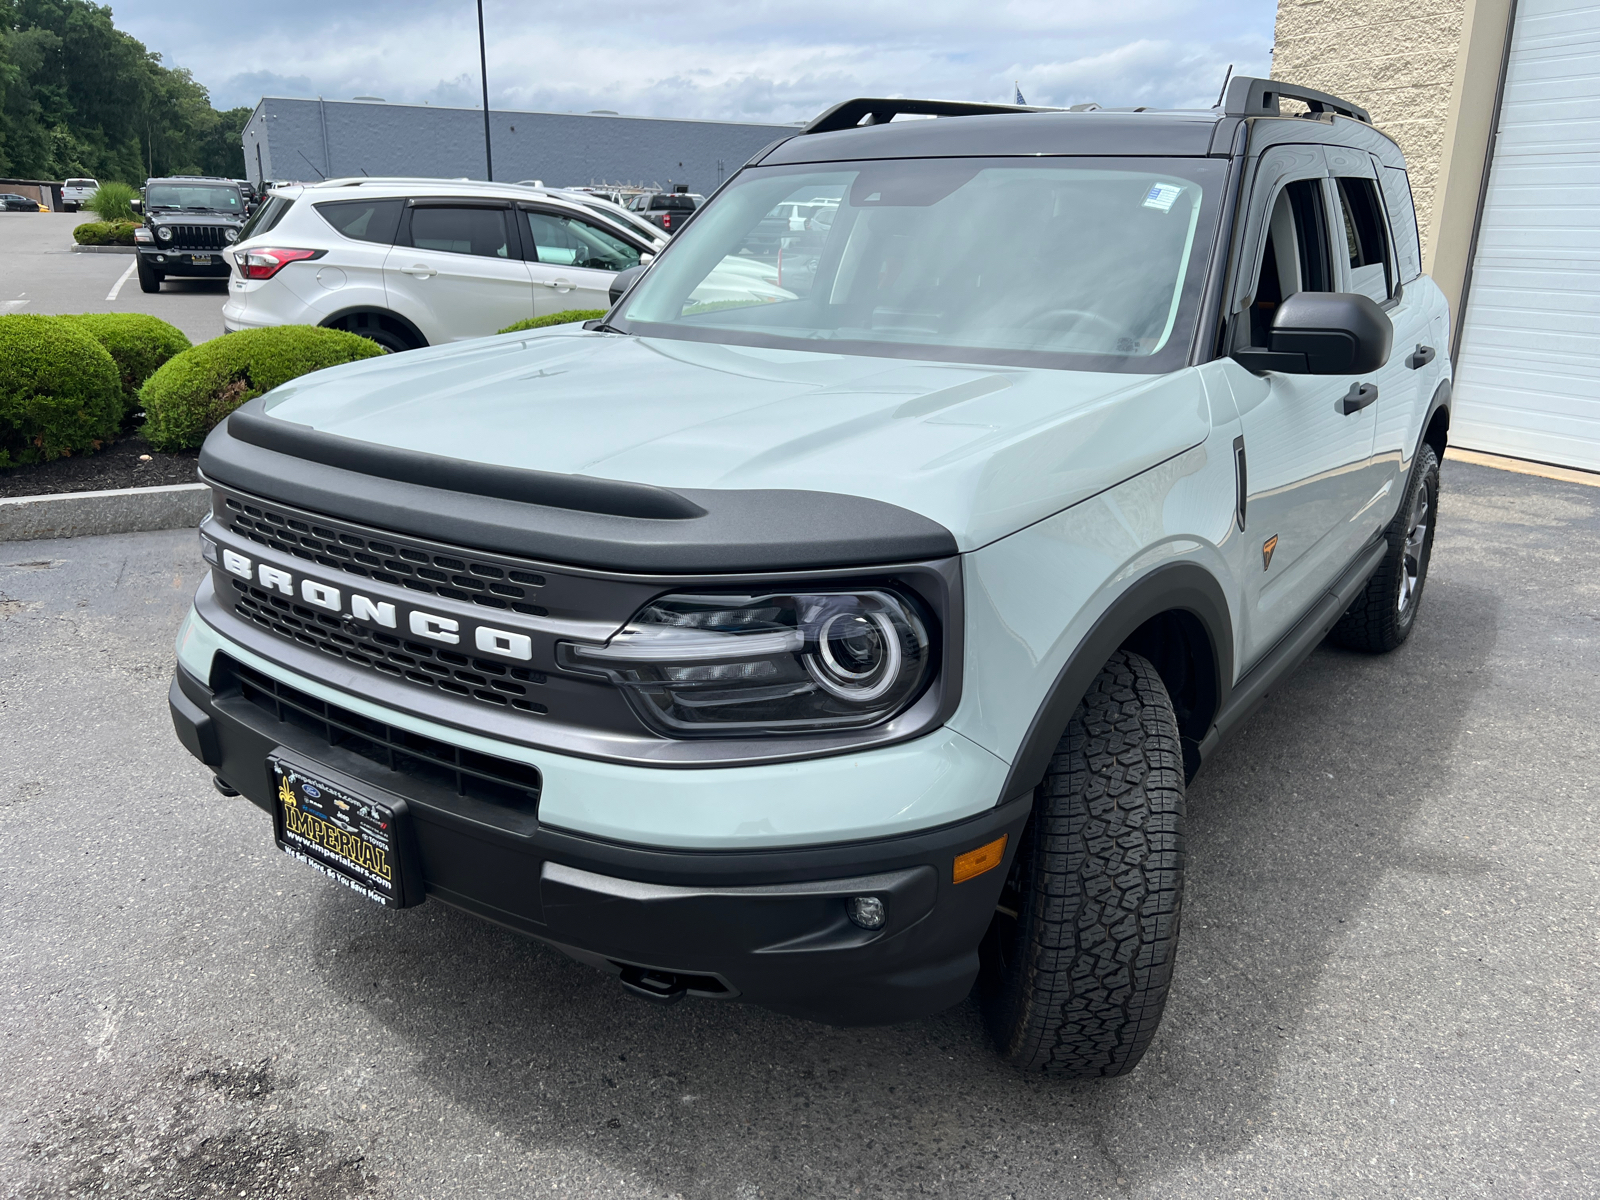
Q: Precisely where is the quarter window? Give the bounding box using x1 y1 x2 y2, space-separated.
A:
522 211 641 271
408 206 512 258
1334 177 1392 302
316 199 403 244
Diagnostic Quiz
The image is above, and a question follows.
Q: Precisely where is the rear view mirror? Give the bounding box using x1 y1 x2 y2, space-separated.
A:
1232 291 1393 375
609 263 647 306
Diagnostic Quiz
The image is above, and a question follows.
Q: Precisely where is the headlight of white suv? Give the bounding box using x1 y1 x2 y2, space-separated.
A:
558 589 933 735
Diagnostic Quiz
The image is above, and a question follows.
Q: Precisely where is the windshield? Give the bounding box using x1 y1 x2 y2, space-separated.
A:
614 157 1225 372
146 184 243 212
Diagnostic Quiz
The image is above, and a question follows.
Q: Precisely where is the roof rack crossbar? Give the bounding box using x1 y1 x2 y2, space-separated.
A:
1222 76 1371 124
802 97 1056 135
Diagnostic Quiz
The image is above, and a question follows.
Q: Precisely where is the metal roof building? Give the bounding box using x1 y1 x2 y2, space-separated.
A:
240 97 798 194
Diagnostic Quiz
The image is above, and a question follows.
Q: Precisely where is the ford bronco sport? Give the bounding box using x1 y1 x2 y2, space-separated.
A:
169 77 1451 1078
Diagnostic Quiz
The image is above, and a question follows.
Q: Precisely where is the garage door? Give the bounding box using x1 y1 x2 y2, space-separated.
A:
1452 0 1600 471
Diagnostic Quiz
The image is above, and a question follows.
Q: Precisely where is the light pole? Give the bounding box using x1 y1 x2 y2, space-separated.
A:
477 0 493 180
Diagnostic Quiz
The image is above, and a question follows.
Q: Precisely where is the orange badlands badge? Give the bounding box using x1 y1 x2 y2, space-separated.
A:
953 835 1008 884
1262 534 1279 571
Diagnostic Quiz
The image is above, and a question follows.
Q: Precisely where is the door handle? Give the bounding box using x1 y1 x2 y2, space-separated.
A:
1340 382 1379 415
400 264 437 278
542 277 575 292
1407 343 1436 370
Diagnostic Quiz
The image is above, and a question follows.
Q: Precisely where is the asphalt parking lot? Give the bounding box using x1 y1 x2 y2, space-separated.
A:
1 457 1596 1199
0 212 226 344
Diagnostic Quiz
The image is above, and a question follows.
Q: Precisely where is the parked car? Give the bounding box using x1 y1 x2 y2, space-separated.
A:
0 193 48 212
515 185 666 251
222 177 660 351
133 177 247 292
172 78 1450 1079
61 178 99 212
627 188 702 234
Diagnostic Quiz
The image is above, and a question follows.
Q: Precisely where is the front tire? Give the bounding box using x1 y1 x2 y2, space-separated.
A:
136 260 163 293
978 650 1187 1077
1331 444 1440 653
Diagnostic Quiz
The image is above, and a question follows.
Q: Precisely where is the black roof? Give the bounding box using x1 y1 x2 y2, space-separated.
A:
755 77 1374 165
760 110 1228 164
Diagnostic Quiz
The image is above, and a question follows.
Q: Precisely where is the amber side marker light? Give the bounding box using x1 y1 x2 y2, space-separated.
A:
953 835 1008 884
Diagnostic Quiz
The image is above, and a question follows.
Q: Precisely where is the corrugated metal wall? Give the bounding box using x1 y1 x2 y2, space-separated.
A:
1452 0 1600 470
242 99 795 195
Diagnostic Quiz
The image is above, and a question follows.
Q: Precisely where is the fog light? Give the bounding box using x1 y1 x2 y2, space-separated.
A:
847 896 885 930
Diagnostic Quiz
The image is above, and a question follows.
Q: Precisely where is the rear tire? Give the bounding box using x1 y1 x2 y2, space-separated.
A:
332 312 413 353
978 650 1186 1077
1331 444 1440 653
136 260 163 293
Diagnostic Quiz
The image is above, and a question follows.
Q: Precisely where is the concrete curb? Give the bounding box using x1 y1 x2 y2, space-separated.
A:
0 483 209 542
70 243 137 254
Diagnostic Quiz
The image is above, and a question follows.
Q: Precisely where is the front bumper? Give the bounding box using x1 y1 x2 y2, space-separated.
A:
139 246 231 277
169 648 1027 1026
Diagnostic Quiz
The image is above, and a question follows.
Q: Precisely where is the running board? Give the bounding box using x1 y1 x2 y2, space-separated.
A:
1196 536 1388 763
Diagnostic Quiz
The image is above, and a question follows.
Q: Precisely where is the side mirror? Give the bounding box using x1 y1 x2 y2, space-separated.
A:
609 263 647 306
1232 291 1393 375
129 198 142 214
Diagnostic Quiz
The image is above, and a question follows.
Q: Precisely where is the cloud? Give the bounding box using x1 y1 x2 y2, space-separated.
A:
113 0 1277 121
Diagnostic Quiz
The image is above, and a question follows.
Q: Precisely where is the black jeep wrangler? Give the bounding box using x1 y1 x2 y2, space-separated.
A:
135 177 247 293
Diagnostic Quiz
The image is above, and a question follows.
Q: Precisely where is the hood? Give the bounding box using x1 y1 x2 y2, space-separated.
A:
258 331 1212 550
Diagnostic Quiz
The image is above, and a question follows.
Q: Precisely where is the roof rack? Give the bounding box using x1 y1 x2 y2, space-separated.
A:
802 97 1056 135
1221 76 1371 124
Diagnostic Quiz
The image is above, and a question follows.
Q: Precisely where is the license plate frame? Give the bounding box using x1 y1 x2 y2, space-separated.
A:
270 757 417 908
191 253 214 265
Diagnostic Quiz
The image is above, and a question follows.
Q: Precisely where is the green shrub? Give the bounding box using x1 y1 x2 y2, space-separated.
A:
140 325 386 451
60 313 191 407
72 220 141 246
0 315 123 468
497 309 607 335
84 181 139 224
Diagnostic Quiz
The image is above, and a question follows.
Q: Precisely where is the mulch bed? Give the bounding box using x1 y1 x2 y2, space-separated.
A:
0 435 200 499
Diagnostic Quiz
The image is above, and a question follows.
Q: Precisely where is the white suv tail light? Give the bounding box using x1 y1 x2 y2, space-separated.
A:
236 247 325 280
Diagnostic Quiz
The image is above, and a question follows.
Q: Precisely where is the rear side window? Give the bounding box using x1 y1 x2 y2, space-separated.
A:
237 194 293 241
408 206 512 257
1335 177 1391 302
315 199 403 244
1379 166 1422 283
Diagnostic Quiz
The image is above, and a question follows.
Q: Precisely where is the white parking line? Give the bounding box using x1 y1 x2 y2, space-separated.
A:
106 259 137 302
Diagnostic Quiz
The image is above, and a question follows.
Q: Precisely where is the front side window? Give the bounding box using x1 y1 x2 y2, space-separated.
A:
522 210 642 271
146 184 243 212
1248 178 1334 345
1334 177 1392 303
614 157 1223 372
316 198 403 244
408 206 511 257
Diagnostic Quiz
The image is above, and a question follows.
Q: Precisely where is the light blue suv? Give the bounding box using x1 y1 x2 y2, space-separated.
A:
170 78 1452 1078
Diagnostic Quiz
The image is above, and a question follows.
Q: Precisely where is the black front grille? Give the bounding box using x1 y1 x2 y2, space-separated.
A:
168 223 231 250
229 578 549 716
222 495 548 616
217 654 541 816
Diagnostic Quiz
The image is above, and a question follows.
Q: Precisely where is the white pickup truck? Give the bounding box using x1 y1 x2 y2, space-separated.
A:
61 178 99 213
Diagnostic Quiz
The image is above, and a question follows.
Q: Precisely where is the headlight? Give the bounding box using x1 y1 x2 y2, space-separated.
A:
156 225 173 241
224 228 238 243
559 590 933 736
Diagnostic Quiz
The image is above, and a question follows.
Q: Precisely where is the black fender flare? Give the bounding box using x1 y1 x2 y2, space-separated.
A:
318 306 428 349
997 561 1235 803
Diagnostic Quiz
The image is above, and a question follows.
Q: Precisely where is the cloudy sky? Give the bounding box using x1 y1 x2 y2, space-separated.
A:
108 0 1276 123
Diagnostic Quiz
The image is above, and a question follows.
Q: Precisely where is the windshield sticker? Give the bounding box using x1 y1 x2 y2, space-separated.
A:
1143 183 1184 213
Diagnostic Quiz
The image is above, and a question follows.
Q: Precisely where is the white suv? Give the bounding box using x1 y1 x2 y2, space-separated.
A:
222 179 664 351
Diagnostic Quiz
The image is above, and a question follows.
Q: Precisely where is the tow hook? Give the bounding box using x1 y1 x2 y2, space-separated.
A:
617 965 688 1004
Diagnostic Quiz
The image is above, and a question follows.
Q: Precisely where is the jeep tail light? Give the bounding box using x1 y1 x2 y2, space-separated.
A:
238 247 324 279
